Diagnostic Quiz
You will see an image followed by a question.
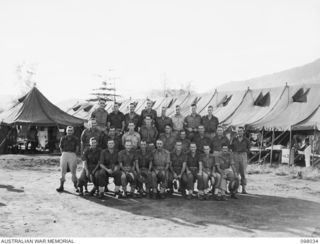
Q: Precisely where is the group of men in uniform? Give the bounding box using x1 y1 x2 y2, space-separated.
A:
56 98 250 201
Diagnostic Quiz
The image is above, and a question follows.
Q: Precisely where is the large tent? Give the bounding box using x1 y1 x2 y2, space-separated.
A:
0 87 84 126
249 84 320 131
292 105 320 131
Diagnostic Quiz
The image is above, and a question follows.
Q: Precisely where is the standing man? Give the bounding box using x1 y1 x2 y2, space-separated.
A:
184 104 202 141
230 127 250 194
56 126 79 193
201 105 219 140
95 139 120 198
193 125 211 153
168 141 187 196
80 118 102 155
118 140 137 198
211 126 230 154
171 105 185 138
156 106 173 134
134 140 154 197
152 139 170 199
185 143 201 200
198 145 221 200
107 102 125 136
140 99 157 126
77 137 101 196
90 98 108 132
140 116 158 147
159 125 176 152
124 102 140 132
122 122 141 149
215 144 239 200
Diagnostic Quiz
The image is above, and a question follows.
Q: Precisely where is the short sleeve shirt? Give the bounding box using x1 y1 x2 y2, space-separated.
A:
201 115 219 133
230 137 250 153
118 149 136 169
184 114 202 129
107 111 125 129
59 135 79 153
100 149 119 169
80 128 102 148
134 149 153 169
186 151 201 169
91 108 108 127
170 150 187 172
124 112 140 131
156 116 173 134
215 152 234 170
139 126 158 144
211 135 230 152
83 147 101 172
153 149 170 169
200 153 215 171
159 133 176 152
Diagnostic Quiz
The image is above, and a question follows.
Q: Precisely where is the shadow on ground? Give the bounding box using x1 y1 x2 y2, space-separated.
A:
0 184 24 193
63 189 320 236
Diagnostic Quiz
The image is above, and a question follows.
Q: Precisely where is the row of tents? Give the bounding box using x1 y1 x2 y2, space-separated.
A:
66 83 320 132
0 83 320 132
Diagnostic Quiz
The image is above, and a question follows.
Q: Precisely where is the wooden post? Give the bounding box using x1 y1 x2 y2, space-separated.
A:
289 127 293 166
312 125 316 166
258 130 264 164
270 129 275 164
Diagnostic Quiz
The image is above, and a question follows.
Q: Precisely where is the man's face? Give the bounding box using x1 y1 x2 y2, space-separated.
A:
204 145 210 155
217 127 223 136
222 146 229 153
191 106 196 114
125 141 132 151
66 127 73 135
198 126 205 134
161 107 166 116
238 128 244 137
145 118 152 126
190 143 197 153
147 101 152 109
114 104 119 112
129 104 135 113
175 142 182 151
180 131 186 139
156 140 163 149
208 107 213 115
109 128 115 136
128 123 134 131
91 119 97 128
99 100 106 109
90 139 97 148
107 140 115 149
165 125 171 134
140 141 147 150
176 106 181 114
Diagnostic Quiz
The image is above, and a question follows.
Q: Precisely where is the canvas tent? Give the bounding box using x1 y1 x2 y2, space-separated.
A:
249 84 320 131
0 87 84 126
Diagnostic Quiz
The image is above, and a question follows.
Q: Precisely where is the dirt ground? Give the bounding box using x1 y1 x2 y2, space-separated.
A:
1 154 320 237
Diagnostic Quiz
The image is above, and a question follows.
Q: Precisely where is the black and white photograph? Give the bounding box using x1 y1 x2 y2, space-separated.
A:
0 0 320 241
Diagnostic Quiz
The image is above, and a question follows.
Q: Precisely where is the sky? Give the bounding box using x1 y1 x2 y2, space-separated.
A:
0 0 320 104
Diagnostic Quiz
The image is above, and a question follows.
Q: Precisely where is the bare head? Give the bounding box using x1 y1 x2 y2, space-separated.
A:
98 98 106 109
217 126 224 136
89 118 97 129
146 100 153 109
175 141 182 152
89 137 97 148
208 105 213 115
140 140 147 150
203 145 210 155
175 105 181 115
180 130 186 139
66 126 74 136
190 143 197 153
125 140 132 151
129 103 135 113
113 102 120 112
165 124 172 134
161 106 167 116
156 139 163 149
238 127 244 137
107 139 115 150
128 122 135 132
191 104 197 114
198 125 205 135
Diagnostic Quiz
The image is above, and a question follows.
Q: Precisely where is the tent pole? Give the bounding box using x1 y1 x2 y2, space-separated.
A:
258 129 264 164
289 127 292 167
312 125 316 166
270 128 275 164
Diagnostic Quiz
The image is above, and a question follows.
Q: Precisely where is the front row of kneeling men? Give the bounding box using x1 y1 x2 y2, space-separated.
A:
57 126 240 201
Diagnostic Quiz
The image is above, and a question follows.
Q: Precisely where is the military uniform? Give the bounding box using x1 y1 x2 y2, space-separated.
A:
169 150 187 192
95 149 119 188
211 135 230 153
90 107 108 132
124 112 140 132
140 125 158 145
230 136 250 187
80 127 102 153
156 116 173 134
198 153 221 193
159 133 176 152
118 149 137 193
201 115 219 139
184 113 202 140
122 131 141 149
185 151 201 191
152 148 170 193
134 149 154 193
140 108 157 126
78 147 101 191
59 135 79 185
193 134 211 153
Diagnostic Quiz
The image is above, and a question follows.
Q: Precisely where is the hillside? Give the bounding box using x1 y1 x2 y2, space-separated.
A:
217 58 320 91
